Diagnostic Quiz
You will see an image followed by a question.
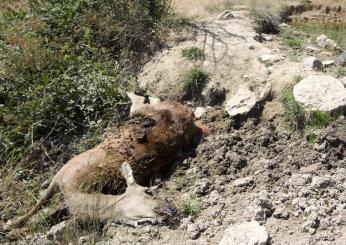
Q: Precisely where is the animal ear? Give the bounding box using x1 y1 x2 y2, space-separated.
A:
120 162 135 186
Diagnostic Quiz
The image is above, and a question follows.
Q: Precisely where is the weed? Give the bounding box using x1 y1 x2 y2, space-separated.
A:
180 193 202 217
337 67 346 77
180 67 210 100
280 86 306 131
289 52 301 62
301 0 312 7
283 29 304 47
307 111 334 128
250 8 281 34
182 47 205 61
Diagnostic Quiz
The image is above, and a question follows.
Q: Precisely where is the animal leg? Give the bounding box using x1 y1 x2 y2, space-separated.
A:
3 178 58 230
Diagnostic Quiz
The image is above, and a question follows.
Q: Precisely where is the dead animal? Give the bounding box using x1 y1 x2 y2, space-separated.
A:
3 94 202 230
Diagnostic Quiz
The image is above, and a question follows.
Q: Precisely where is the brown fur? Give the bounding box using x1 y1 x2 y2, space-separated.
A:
4 101 202 229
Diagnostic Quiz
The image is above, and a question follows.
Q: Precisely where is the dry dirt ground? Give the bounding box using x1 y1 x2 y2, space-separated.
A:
1 1 346 245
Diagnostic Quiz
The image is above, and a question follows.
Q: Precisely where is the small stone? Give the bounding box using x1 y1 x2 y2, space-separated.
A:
193 178 212 195
310 176 332 189
289 173 312 187
313 141 326 151
337 51 346 63
302 56 323 71
260 53 285 63
186 223 201 239
302 212 319 233
262 34 274 41
322 60 336 67
194 107 206 119
305 45 320 52
232 176 254 187
248 44 255 50
316 34 341 51
219 221 269 245
217 10 234 20
273 207 290 220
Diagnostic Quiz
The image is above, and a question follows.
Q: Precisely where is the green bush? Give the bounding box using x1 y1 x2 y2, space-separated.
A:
180 193 202 217
180 67 210 100
251 8 281 34
0 0 171 165
280 86 306 131
307 111 334 128
182 47 205 61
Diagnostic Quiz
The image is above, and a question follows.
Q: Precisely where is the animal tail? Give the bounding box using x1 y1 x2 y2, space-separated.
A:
3 178 58 231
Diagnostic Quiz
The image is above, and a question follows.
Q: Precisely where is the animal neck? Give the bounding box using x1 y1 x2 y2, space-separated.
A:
65 192 125 223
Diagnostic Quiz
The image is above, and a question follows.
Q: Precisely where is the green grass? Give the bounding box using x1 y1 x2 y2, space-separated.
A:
180 67 210 100
280 86 306 131
182 47 205 61
283 29 304 47
280 85 335 132
180 193 202 217
292 21 346 49
307 111 334 128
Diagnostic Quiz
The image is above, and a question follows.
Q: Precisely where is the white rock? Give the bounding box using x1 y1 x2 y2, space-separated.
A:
186 223 201 239
322 60 335 67
302 56 323 71
219 221 269 245
262 34 274 41
316 34 341 51
225 84 271 117
260 53 285 63
194 107 206 119
293 75 346 113
232 176 254 187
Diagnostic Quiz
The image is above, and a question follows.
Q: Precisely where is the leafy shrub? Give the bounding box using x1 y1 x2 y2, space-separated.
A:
180 67 210 100
180 193 202 217
251 8 281 34
0 0 171 165
182 47 205 61
280 86 306 131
